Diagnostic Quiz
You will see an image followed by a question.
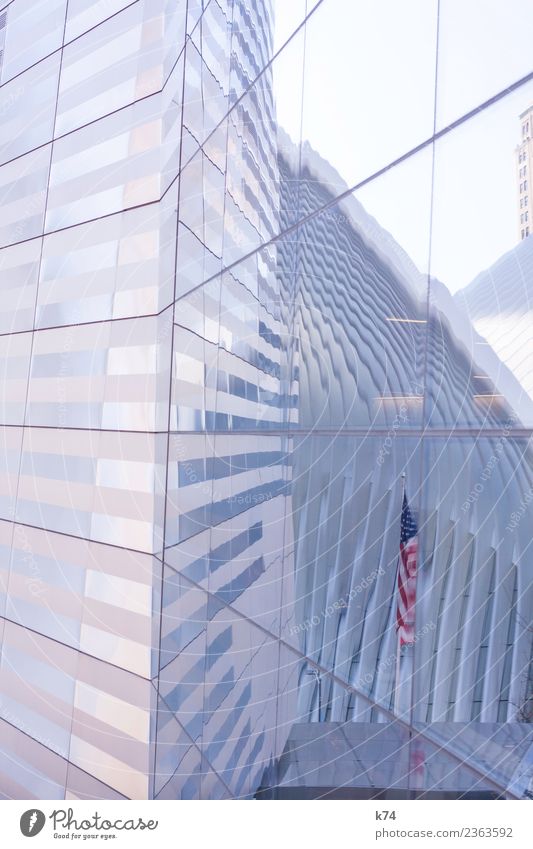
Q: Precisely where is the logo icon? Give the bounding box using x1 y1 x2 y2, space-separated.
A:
20 810 46 837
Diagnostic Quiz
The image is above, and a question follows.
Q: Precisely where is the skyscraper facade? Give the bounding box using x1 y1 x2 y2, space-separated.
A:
517 106 532 240
0 0 297 800
1 0 533 801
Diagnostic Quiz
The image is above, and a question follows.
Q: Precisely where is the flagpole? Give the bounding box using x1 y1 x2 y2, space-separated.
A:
394 631 402 716
394 471 406 717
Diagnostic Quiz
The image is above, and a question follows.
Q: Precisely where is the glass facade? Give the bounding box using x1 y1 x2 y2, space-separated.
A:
0 0 533 800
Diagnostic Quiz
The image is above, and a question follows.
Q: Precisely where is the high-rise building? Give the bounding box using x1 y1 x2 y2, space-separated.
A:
517 106 533 240
0 0 298 801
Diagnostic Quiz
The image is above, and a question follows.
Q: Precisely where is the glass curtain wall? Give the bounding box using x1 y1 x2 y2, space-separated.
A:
0 0 532 800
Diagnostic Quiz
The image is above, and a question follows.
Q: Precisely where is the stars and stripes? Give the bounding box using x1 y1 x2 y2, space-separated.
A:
396 491 418 646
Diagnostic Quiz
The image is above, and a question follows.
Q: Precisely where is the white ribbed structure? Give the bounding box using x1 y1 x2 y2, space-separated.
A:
278 142 533 731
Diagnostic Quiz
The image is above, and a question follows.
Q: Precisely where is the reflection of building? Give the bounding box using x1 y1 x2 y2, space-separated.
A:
259 722 533 799
456 234 533 405
0 0 297 801
517 106 533 240
278 140 533 733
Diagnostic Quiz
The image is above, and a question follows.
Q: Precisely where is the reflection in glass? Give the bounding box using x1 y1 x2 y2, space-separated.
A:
2 0 533 804
429 80 533 428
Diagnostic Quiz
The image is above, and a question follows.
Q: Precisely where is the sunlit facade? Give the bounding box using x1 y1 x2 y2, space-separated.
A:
0 0 296 801
0 0 533 801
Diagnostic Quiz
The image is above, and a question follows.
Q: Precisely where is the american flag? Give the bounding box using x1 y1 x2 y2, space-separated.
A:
396 491 418 646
